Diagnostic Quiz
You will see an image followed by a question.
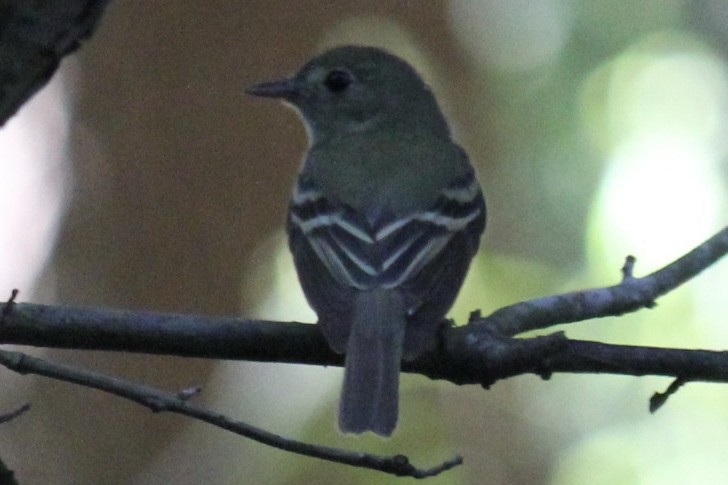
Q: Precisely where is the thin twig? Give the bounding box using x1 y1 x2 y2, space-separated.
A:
176 386 202 401
0 349 460 478
649 378 688 413
621 255 636 281
0 289 18 325
0 403 30 424
479 225 728 336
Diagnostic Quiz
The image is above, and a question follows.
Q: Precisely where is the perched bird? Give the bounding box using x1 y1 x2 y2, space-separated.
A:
247 46 486 436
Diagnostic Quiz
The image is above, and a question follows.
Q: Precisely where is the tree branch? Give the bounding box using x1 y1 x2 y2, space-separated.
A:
0 402 29 425
0 225 726 477
0 348 460 478
479 225 728 336
1 226 726 386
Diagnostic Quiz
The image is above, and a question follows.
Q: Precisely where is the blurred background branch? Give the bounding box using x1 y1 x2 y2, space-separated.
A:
0 0 111 127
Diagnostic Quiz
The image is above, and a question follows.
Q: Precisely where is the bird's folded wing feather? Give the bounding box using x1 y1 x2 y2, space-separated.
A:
288 170 485 292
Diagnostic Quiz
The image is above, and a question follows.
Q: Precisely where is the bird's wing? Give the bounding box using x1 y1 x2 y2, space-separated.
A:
288 168 485 293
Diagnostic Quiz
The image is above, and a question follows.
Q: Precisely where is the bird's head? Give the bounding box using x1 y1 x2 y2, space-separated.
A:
246 46 448 142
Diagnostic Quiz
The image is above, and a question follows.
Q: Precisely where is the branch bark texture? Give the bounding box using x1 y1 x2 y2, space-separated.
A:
2 226 727 388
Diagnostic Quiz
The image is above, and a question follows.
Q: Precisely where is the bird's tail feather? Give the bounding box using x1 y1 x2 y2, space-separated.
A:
338 289 406 437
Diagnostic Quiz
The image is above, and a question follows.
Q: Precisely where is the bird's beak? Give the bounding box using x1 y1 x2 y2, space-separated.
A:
245 77 301 100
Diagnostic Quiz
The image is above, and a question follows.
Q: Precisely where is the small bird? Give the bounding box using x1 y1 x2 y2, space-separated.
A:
247 46 486 436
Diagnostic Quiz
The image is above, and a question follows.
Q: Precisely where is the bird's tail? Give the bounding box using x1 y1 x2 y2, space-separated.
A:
339 289 406 437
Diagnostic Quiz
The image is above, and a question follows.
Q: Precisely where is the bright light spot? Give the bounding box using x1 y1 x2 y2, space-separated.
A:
592 135 723 271
0 70 71 298
587 40 727 275
447 0 572 72
606 49 728 148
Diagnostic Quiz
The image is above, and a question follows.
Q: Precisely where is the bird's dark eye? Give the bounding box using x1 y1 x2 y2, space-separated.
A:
324 69 352 93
